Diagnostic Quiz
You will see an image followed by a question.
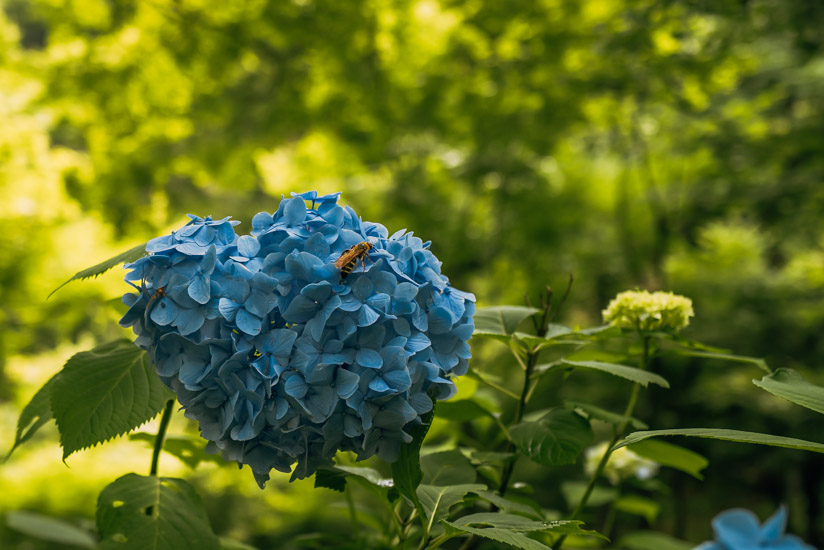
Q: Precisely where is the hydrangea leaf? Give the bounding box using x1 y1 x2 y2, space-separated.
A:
473 306 540 338
313 468 348 492
472 491 544 521
510 409 593 466
614 495 660 523
614 429 824 454
5 510 97 548
753 368 824 414
391 404 436 514
627 439 708 480
4 374 58 461
564 401 648 430
51 340 174 459
618 531 695 550
421 449 477 486
561 360 670 388
668 349 770 374
49 243 147 298
442 514 605 549
417 484 487 528
436 399 494 422
97 474 219 550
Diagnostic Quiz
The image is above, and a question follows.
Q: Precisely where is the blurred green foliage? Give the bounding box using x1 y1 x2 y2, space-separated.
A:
1 0 824 548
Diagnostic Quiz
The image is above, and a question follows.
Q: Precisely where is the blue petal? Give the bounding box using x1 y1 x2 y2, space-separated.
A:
237 235 261 257
301 281 333 302
712 509 761 548
357 324 385 349
357 305 380 327
428 306 453 335
395 282 418 302
284 374 308 399
393 317 411 337
406 332 431 354
283 295 319 323
188 276 210 304
336 369 359 399
381 346 406 372
236 308 262 335
759 506 787 542
352 277 375 301
304 232 330 258
285 251 322 281
218 298 241 321
356 348 383 369
283 197 307 226
150 298 179 326
383 370 411 392
368 377 393 393
175 307 206 335
251 212 273 232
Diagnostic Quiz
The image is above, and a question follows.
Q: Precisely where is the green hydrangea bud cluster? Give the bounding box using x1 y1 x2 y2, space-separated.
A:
602 290 694 332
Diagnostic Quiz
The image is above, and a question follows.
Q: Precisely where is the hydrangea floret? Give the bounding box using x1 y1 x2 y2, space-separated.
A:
602 290 694 332
583 441 658 485
695 506 814 550
119 191 475 486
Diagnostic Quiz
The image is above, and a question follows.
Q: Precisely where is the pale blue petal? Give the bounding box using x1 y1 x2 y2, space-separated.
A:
356 348 383 369
236 308 262 335
237 235 261 257
283 197 307 226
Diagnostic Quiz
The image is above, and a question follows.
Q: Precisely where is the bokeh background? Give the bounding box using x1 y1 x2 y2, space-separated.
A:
2 0 824 548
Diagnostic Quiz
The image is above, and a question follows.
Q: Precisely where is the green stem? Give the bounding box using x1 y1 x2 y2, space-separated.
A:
553 336 651 549
498 349 537 497
150 399 175 477
345 485 361 542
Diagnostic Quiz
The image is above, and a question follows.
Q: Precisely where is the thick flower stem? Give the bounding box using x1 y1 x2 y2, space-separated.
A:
150 399 175 477
552 336 650 550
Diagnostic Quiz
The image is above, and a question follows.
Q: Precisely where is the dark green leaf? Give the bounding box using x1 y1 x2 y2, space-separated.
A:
6 511 97 548
510 409 593 466
470 451 517 464
417 483 487 527
314 468 348 492
615 429 824 454
474 306 540 337
97 474 220 550
422 449 477 485
5 374 58 460
618 531 694 550
473 491 544 520
753 368 824 414
436 399 493 421
564 401 648 430
49 243 147 298
561 360 670 388
51 340 174 459
443 514 606 549
391 404 436 511
614 495 659 523
129 433 224 469
628 439 708 480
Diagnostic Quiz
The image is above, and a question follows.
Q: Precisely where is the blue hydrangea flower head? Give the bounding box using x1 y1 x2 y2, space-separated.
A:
120 192 475 486
694 506 814 550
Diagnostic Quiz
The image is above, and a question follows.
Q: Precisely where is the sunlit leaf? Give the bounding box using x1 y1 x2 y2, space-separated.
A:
753 368 824 414
421 449 477 485
5 374 58 460
49 243 147 298
417 484 487 527
628 439 708 480
443 514 606 549
668 349 770 373
6 510 97 548
51 340 174 459
97 474 219 550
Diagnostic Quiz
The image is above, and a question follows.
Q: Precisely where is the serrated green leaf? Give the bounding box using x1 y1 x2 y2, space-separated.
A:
614 495 660 523
130 433 224 470
417 483 487 528
5 374 58 460
628 439 708 480
6 510 97 548
443 515 605 549
336 465 393 487
511 409 593 466
314 468 348 492
561 360 670 388
618 531 694 550
615 429 824 454
753 368 824 414
472 491 544 520
49 243 147 298
474 306 540 337
97 474 219 550
51 340 174 459
564 401 648 430
391 403 436 513
422 449 477 486
668 349 770 373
